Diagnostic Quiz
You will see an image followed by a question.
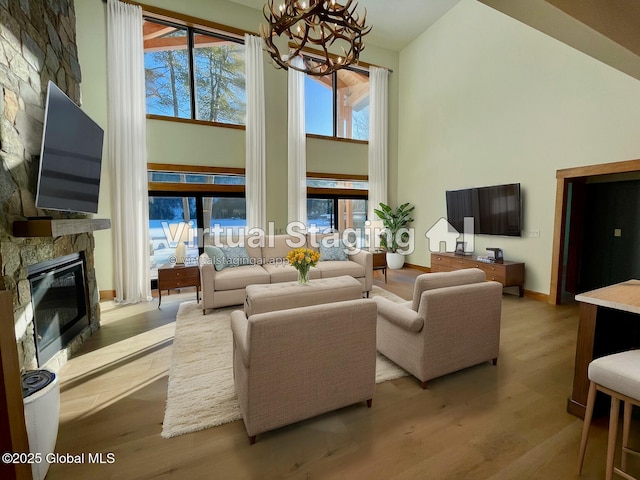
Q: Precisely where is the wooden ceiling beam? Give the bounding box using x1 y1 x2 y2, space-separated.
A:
339 83 369 109
143 22 176 40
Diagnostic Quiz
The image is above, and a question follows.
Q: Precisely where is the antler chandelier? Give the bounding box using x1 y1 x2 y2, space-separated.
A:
260 0 371 76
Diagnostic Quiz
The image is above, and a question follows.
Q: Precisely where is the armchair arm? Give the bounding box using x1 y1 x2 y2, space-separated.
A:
199 253 216 282
230 310 250 367
199 253 216 310
348 248 373 292
374 296 424 333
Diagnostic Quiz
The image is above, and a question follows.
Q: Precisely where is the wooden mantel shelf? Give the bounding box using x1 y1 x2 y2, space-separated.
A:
13 218 111 237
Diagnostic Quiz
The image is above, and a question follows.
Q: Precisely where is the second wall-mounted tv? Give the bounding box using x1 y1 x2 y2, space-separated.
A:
446 183 522 237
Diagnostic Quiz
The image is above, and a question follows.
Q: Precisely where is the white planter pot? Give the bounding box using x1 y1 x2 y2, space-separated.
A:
386 252 405 270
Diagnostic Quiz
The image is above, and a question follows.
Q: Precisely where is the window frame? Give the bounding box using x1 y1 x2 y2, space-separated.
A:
147 164 247 288
142 6 249 129
306 172 369 198
148 163 246 253
302 52 370 144
306 172 369 233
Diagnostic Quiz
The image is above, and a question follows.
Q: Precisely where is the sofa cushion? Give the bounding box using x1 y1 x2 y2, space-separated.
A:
214 265 270 291
308 232 348 250
262 263 321 283
204 245 227 271
204 235 264 261
315 260 365 279
220 245 252 267
240 236 266 261
262 235 306 263
306 232 329 253
319 242 349 261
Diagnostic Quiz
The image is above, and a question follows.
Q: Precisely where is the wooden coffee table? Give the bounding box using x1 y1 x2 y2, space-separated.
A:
157 264 200 307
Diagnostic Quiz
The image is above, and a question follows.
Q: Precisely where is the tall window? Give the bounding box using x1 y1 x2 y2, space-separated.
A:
149 195 199 271
307 176 368 245
304 58 369 141
148 168 246 280
143 18 246 125
307 198 368 232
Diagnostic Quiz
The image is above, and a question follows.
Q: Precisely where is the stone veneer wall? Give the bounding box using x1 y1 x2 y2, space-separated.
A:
0 0 100 371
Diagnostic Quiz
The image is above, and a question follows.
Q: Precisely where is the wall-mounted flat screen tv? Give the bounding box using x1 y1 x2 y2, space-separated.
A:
35 81 104 215
446 183 522 237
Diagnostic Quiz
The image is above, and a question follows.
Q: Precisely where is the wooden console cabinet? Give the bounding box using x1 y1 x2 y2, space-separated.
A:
431 252 525 297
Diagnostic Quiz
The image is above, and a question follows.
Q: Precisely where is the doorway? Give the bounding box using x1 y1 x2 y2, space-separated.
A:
550 159 640 304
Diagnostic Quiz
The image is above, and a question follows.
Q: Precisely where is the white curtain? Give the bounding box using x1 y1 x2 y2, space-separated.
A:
107 0 151 303
367 66 389 220
245 34 266 231
287 57 307 226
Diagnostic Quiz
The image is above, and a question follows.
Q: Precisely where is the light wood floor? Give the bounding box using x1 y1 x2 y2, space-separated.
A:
46 268 636 479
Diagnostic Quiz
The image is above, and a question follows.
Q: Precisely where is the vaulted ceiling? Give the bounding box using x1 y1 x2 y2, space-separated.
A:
481 0 640 81
226 0 463 51
228 1 640 81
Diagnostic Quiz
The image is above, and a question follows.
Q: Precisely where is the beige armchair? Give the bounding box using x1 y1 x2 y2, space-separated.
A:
374 268 502 388
230 299 377 444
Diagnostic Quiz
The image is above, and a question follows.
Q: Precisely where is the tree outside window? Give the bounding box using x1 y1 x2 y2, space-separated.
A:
143 18 246 126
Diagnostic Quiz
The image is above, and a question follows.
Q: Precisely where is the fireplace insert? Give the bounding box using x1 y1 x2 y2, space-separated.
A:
28 252 90 366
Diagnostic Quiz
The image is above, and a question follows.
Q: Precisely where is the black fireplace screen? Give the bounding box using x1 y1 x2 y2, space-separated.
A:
28 252 89 366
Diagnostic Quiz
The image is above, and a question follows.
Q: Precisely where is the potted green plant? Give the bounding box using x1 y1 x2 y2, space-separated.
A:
374 202 415 269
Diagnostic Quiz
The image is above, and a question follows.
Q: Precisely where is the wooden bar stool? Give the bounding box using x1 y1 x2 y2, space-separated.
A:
578 350 640 480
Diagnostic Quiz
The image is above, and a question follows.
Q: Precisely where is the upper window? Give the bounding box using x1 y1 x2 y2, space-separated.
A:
304 58 369 141
306 177 368 190
148 171 245 185
143 18 246 126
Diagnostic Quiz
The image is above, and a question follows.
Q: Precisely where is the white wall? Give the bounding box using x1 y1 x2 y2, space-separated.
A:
398 0 640 295
75 0 111 294
75 0 399 293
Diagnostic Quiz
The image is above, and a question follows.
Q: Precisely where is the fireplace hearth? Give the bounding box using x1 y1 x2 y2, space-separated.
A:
28 253 90 366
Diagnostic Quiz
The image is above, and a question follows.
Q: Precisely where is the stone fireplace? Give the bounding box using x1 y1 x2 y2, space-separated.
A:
0 0 101 371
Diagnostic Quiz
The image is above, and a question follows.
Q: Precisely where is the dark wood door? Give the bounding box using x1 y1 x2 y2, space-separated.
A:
579 180 640 292
565 180 586 293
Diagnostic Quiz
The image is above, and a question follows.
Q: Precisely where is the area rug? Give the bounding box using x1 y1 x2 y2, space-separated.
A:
161 286 409 438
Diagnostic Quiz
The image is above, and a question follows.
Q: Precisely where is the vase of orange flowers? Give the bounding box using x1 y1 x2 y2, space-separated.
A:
286 247 320 285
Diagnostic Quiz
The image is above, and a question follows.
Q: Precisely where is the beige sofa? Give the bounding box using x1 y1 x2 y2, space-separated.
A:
230 298 377 444
199 234 373 313
375 268 503 388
